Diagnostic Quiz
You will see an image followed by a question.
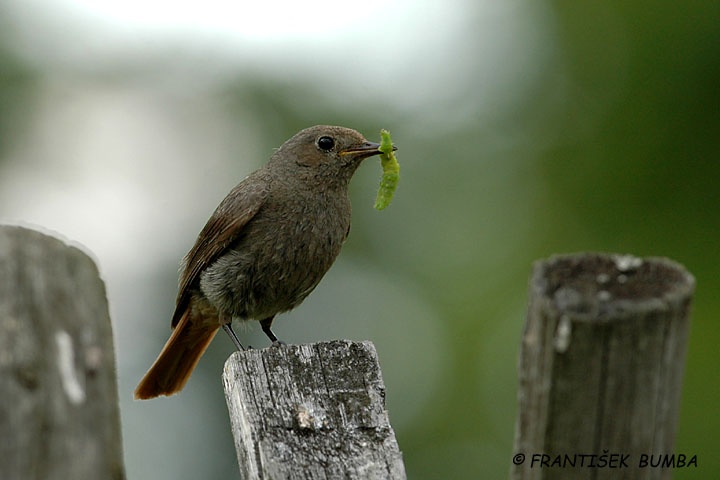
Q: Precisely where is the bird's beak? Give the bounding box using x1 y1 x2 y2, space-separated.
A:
340 141 397 158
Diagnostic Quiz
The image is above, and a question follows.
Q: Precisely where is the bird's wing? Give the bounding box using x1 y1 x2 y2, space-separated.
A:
171 174 270 328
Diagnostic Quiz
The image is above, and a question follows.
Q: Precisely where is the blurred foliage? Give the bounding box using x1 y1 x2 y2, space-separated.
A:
0 1 718 479
0 54 37 162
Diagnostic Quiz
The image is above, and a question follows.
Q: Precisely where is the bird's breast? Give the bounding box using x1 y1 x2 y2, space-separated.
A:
199 190 352 320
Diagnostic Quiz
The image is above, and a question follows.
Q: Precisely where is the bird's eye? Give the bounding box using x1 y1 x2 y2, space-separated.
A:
317 136 335 151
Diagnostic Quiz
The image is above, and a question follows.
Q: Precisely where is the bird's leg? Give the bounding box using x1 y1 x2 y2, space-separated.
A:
221 320 245 351
260 316 285 347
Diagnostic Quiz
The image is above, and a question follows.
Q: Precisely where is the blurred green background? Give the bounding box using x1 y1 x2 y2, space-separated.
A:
0 0 718 478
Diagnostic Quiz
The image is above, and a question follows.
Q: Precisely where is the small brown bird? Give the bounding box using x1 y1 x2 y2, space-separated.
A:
135 125 392 399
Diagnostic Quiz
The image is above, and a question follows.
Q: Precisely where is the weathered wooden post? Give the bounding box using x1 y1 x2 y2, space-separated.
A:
223 339 406 479
0 226 125 480
511 253 694 480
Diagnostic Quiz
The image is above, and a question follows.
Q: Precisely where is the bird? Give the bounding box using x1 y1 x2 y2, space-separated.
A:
134 125 392 399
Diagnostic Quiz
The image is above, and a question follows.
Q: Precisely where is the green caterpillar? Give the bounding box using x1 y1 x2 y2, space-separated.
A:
374 129 400 210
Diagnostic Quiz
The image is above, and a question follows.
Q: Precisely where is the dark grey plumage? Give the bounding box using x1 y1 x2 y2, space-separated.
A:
135 125 385 399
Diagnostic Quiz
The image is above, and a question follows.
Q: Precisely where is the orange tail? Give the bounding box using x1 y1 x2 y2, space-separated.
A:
134 311 219 400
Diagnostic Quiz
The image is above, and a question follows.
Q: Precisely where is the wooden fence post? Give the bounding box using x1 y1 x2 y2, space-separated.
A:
223 339 406 479
511 253 695 480
0 225 125 480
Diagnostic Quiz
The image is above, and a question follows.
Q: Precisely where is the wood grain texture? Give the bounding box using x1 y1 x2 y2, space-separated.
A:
223 339 406 479
0 226 125 480
511 253 695 480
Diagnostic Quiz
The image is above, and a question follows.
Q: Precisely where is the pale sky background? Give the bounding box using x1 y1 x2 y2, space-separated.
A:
6 0 552 111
